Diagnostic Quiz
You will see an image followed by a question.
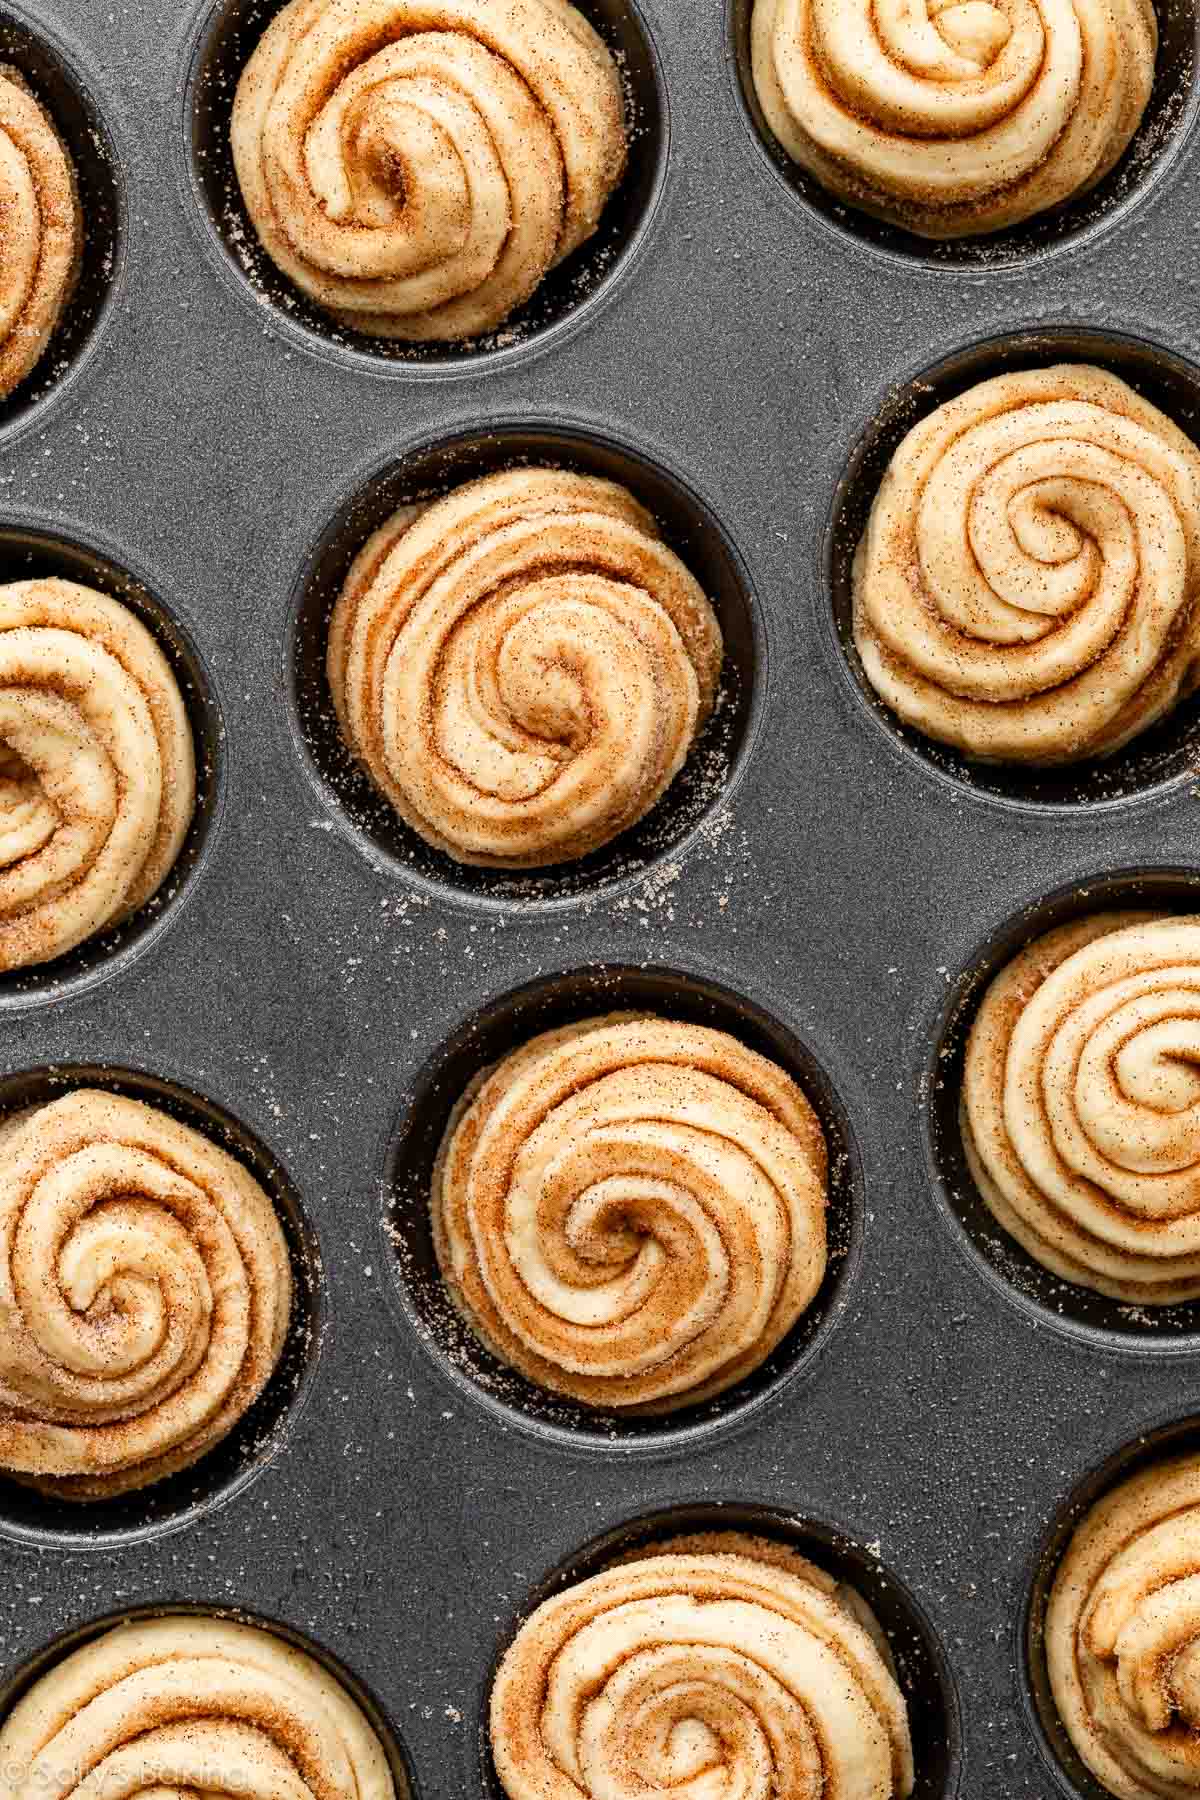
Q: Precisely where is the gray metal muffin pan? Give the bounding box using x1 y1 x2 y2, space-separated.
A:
1 0 1200 1794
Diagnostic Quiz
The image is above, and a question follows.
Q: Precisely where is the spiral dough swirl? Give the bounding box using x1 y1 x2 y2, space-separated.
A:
231 0 627 342
0 68 81 399
0 1089 293 1499
328 470 724 868
751 0 1156 237
854 366 1200 766
432 1014 828 1411
1047 1451 1200 1798
0 1615 394 1800
0 577 196 971
960 911 1200 1303
491 1531 915 1799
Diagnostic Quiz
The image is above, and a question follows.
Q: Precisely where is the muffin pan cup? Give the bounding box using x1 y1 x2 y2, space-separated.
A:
0 1057 326 1550
1021 1406 1200 1800
476 1499 964 1800
179 0 670 376
5 0 1200 1795
726 0 1200 272
0 517 226 1011
0 1603 418 1800
285 417 765 910
918 863 1200 1352
378 961 864 1454
0 3 124 446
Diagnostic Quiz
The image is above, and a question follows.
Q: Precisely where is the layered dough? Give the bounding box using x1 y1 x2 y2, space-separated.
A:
751 0 1156 237
231 0 627 342
491 1530 915 1799
0 577 196 970
962 911 1200 1303
432 1014 829 1411
1048 1451 1200 1799
0 1089 292 1499
0 1615 394 1800
328 470 723 868
0 67 81 398
854 367 1200 766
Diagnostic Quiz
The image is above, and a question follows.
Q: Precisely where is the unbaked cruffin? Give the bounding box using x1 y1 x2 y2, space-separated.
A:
0 1615 395 1800
962 912 1200 1302
1048 1450 1200 1798
853 365 1200 766
231 0 628 342
751 0 1156 238
432 1013 829 1410
0 576 196 969
0 1089 292 1500
491 1529 915 1799
0 67 81 399
328 469 724 868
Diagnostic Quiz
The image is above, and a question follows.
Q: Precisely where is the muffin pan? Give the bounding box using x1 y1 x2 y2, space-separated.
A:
3 0 1200 1795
